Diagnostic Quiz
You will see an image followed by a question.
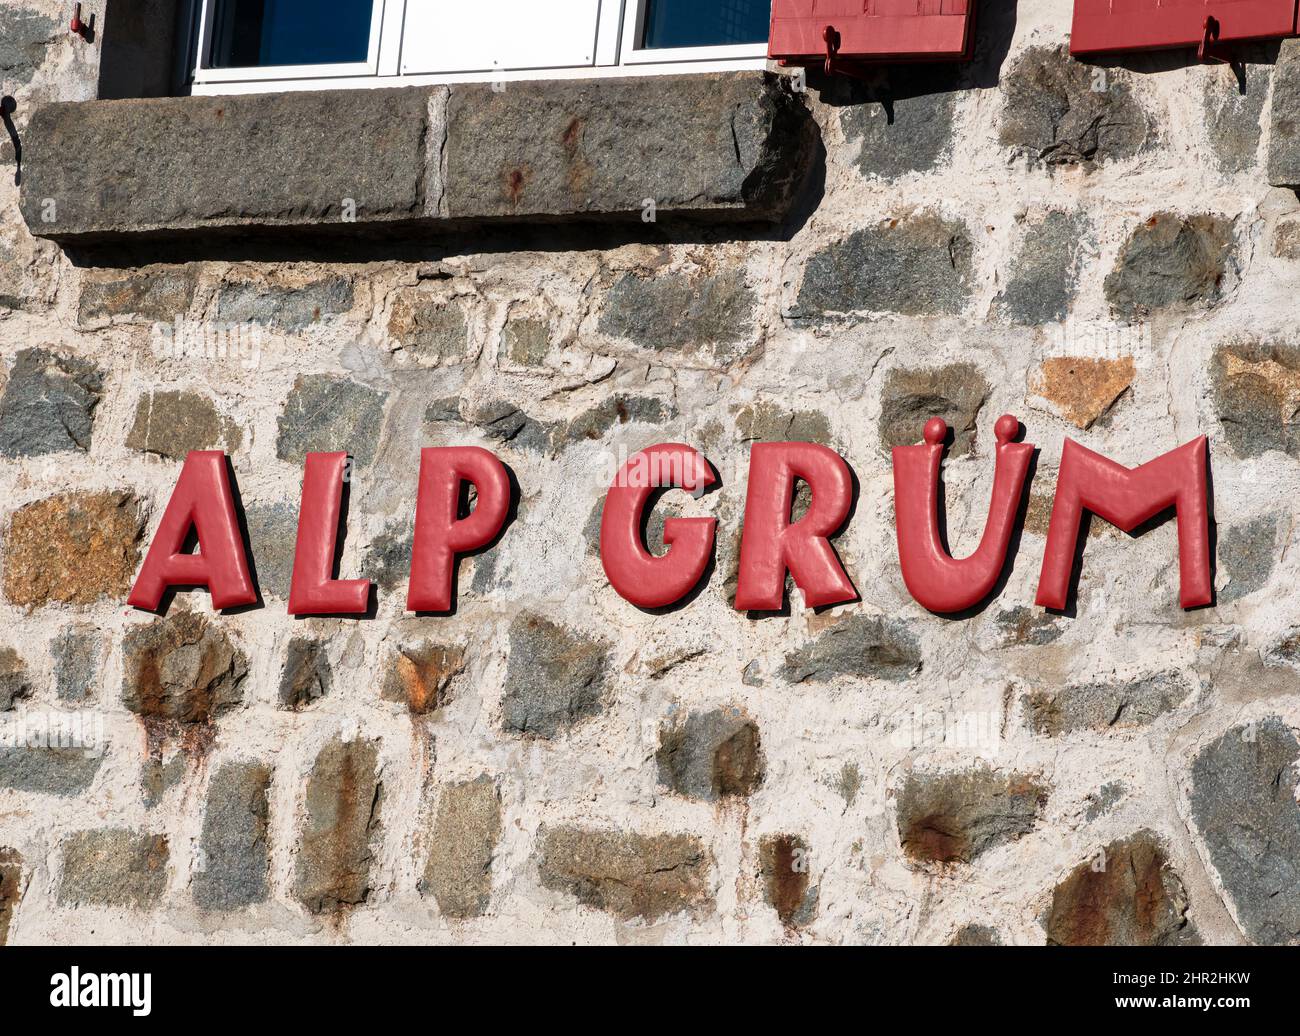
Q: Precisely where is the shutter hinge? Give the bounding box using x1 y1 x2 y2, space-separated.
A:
1197 16 1236 64
820 24 873 81
70 3 89 40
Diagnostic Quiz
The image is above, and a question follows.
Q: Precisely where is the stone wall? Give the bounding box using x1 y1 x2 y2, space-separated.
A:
1 0 1299 945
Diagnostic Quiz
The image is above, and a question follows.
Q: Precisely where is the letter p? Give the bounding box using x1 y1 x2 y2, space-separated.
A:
407 447 511 612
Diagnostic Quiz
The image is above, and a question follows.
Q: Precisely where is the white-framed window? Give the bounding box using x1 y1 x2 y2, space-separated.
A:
185 0 772 95
621 0 772 65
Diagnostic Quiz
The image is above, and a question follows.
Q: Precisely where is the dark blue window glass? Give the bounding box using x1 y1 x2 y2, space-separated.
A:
209 0 374 68
641 0 771 49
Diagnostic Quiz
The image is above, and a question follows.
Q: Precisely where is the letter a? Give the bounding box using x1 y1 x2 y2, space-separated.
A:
50 973 70 1008
892 415 1034 613
128 451 256 611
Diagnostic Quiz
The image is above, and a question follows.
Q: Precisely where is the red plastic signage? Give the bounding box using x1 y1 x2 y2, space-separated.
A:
288 452 370 616
733 442 857 611
407 446 511 613
600 444 717 610
892 415 1033 614
127 450 256 612
1035 435 1211 610
769 0 976 65
890 418 1211 615
1070 0 1298 56
128 419 1214 618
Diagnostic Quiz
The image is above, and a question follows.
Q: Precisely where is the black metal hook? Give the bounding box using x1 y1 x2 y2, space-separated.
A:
1198 16 1232 64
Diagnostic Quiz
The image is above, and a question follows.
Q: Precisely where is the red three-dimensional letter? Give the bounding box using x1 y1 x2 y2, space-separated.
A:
1036 436 1211 610
407 446 511 612
893 415 1034 613
734 442 856 611
288 452 370 615
600 443 717 609
128 451 256 611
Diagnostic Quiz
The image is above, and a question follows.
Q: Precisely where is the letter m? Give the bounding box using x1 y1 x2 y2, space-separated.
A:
102 974 130 1007
1036 436 1211 610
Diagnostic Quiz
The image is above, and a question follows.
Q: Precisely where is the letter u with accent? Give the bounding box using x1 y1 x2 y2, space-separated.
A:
892 414 1034 613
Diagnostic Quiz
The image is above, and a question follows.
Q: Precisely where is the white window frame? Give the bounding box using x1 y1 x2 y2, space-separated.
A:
186 0 771 96
620 0 769 66
398 0 604 77
191 0 400 89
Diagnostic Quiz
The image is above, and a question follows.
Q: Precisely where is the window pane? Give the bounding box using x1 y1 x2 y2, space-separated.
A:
402 0 602 76
208 0 374 68
640 0 770 49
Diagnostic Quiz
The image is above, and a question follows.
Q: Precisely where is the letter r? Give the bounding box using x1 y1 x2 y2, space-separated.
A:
734 442 856 611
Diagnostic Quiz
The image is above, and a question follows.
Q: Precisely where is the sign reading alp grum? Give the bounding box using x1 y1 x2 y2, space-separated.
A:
126 416 1211 617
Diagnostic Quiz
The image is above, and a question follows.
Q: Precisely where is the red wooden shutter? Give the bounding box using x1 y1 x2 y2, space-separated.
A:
769 0 975 62
1070 0 1297 55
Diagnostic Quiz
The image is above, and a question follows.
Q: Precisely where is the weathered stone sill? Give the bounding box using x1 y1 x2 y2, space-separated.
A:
19 72 816 245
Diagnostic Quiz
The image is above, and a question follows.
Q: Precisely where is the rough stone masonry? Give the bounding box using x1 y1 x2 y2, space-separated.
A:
0 0 1299 945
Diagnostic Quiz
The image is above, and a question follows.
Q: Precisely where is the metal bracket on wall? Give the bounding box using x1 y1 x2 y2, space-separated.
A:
819 25 874 82
70 3 90 40
1196 16 1237 63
